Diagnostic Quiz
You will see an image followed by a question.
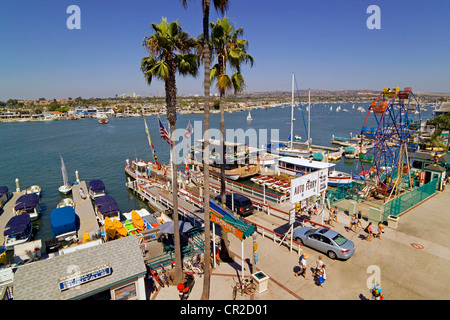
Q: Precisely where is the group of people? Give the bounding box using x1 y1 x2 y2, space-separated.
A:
295 254 327 287
326 207 385 241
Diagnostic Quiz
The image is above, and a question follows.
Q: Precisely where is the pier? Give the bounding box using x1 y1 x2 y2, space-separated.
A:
72 181 100 239
0 191 26 245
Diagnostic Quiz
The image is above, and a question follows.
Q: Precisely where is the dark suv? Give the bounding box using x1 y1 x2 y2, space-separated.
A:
215 193 254 217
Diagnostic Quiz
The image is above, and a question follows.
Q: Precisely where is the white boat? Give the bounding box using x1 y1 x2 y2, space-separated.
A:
3 214 33 250
26 185 41 197
246 111 253 121
93 195 120 225
57 197 75 208
336 106 341 112
58 155 73 194
13 193 40 221
328 170 353 186
342 109 349 112
343 146 358 159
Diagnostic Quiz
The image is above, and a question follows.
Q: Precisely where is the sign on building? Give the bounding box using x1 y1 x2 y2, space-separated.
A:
290 169 328 204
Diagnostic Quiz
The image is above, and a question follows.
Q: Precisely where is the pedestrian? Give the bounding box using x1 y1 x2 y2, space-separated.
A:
327 208 335 226
348 214 358 232
376 222 385 239
295 253 309 280
365 222 373 241
333 206 338 222
371 282 384 300
357 210 364 229
318 264 327 287
312 255 324 277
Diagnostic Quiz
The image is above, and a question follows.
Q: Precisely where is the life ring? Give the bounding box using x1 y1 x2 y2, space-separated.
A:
411 243 424 249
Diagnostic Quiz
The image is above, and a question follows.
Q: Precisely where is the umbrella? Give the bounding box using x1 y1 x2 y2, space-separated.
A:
159 221 193 234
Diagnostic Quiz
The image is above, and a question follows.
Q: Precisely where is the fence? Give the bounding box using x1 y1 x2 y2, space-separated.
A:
383 178 438 221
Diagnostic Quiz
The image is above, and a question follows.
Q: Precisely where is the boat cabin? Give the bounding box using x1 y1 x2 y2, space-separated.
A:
13 193 40 221
94 195 120 224
277 156 335 177
88 180 106 199
3 214 33 250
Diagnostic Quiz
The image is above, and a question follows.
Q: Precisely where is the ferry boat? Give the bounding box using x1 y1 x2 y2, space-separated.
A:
3 214 33 250
13 193 40 221
191 139 260 180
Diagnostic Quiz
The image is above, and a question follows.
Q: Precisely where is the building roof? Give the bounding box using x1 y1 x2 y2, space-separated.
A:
279 156 336 170
13 235 146 300
409 151 435 162
424 163 446 172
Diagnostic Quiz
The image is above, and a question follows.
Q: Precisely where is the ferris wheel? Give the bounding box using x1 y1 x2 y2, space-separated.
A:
360 87 422 198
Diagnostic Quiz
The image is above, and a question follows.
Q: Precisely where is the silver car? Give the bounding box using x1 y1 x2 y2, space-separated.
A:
293 227 355 260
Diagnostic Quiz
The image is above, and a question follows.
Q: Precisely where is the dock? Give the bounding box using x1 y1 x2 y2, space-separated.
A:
0 191 26 245
72 181 100 239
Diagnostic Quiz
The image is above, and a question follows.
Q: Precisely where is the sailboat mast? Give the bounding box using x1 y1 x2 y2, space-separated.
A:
290 73 294 149
308 89 311 148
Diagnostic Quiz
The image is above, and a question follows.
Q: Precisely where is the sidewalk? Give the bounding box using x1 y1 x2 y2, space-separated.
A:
151 186 450 300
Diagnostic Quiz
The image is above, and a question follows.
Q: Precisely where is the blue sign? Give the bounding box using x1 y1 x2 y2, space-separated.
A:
59 265 112 291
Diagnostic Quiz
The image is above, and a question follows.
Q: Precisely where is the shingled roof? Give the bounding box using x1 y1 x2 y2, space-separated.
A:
13 235 146 300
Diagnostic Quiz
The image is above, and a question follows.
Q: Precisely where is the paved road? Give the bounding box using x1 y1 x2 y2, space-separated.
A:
152 186 450 300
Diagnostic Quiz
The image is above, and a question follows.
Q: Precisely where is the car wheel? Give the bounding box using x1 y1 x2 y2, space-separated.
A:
327 250 337 260
295 237 304 245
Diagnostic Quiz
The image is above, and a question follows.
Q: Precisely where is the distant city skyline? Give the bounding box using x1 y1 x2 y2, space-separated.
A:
1 0 449 101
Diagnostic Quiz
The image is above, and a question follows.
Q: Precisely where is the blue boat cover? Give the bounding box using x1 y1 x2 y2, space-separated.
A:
0 186 8 197
95 195 119 214
50 206 77 238
4 214 31 236
14 193 39 211
89 180 105 192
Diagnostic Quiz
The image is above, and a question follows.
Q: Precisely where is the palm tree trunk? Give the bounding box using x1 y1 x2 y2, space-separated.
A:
201 0 211 301
166 56 183 284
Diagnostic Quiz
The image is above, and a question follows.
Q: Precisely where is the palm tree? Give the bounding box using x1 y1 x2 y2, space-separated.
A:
181 0 229 301
141 17 199 284
209 16 254 204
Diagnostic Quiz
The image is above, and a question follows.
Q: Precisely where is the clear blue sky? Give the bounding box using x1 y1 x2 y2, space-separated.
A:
1 0 449 101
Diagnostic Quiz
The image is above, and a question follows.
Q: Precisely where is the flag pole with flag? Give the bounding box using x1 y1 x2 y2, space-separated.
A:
144 118 158 163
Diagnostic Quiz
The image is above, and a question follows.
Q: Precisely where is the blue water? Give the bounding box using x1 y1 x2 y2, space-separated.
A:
0 103 435 242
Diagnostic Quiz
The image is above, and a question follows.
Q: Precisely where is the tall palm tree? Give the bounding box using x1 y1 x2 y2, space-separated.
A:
141 17 199 283
209 16 254 205
181 0 229 301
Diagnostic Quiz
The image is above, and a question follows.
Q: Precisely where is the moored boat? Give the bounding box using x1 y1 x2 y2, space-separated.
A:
50 206 78 241
328 170 353 186
58 155 73 194
3 214 33 250
94 195 120 225
88 179 106 199
25 185 41 197
13 193 40 221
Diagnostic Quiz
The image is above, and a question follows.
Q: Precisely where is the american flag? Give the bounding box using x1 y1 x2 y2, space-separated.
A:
158 117 173 148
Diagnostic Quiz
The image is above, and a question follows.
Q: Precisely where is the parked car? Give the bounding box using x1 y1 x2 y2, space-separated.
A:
293 227 355 260
215 193 254 217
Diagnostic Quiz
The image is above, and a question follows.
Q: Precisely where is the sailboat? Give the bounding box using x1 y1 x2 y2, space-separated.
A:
246 110 253 121
58 155 73 194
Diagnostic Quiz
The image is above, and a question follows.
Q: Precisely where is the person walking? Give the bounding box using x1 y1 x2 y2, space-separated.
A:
327 209 335 227
376 222 385 239
318 264 327 287
366 222 373 241
312 256 324 277
348 214 358 232
357 210 364 229
295 253 309 280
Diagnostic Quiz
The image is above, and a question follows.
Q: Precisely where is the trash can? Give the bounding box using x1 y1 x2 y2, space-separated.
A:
251 271 270 294
387 215 399 229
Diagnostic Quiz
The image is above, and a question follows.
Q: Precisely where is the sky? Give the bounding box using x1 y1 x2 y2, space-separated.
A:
0 0 449 101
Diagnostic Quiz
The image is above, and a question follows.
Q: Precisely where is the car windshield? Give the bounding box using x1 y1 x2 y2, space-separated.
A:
305 229 316 236
332 234 348 246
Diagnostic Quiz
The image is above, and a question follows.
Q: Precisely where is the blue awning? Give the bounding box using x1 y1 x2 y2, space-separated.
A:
50 206 78 238
14 193 39 211
4 214 31 236
89 180 105 192
95 195 119 214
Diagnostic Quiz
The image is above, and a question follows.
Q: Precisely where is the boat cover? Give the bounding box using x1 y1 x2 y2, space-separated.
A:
14 193 39 211
88 179 105 192
4 214 31 236
131 210 146 232
0 186 8 197
95 195 119 214
345 146 356 152
50 206 77 238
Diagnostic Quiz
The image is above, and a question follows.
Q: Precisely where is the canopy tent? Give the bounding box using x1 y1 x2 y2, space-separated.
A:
94 196 119 215
14 193 39 211
88 179 105 192
158 221 193 235
50 206 78 238
4 214 31 236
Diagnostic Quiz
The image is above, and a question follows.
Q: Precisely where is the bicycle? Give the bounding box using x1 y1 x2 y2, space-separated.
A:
183 257 204 276
232 278 257 300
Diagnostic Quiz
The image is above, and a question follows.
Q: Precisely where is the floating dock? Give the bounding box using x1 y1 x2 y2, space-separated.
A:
72 181 100 239
0 191 26 245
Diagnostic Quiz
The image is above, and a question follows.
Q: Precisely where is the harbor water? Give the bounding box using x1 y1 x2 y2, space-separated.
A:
0 103 435 243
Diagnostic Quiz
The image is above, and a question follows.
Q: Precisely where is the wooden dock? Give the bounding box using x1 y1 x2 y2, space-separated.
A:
72 181 100 239
0 191 26 245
